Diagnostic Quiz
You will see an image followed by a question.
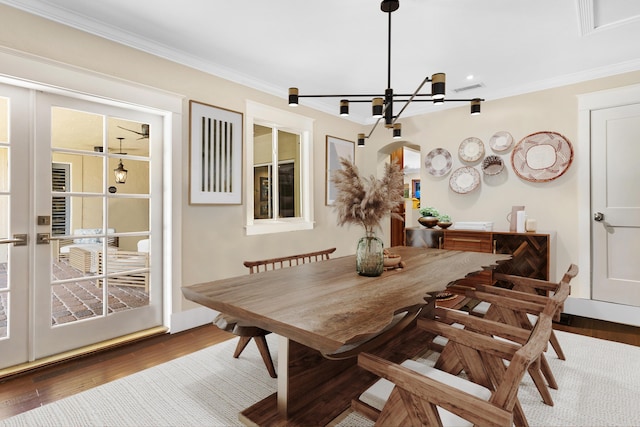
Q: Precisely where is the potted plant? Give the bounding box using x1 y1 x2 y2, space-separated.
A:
418 206 439 228
437 214 453 229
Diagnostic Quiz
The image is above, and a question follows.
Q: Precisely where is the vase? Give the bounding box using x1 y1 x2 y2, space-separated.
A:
356 231 384 277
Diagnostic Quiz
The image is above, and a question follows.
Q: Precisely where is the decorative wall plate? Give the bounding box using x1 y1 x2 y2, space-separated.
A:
511 131 574 182
482 155 504 176
489 131 514 152
424 148 453 176
458 137 485 162
449 166 480 194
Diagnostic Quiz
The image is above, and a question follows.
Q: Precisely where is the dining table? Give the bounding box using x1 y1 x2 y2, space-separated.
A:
182 246 511 426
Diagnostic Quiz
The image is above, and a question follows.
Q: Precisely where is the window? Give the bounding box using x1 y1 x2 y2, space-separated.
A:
245 102 314 235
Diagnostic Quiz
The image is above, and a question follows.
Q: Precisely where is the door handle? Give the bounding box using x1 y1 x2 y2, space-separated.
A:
0 234 27 246
594 212 605 222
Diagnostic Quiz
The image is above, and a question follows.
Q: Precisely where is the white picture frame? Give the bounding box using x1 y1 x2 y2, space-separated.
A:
189 100 243 204
325 135 355 205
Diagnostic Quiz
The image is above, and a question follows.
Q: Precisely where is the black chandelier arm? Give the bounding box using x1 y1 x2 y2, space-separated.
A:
391 75 430 124
405 98 486 102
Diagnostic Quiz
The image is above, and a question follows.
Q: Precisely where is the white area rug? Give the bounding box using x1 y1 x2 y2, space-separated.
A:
1 331 639 426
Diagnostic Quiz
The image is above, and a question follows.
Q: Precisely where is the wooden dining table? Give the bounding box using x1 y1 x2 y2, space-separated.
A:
182 246 511 426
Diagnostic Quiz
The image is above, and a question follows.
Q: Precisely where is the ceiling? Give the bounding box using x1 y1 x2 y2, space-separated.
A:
3 0 640 124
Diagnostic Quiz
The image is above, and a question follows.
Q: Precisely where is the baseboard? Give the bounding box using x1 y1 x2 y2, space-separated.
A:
169 306 219 334
564 297 640 327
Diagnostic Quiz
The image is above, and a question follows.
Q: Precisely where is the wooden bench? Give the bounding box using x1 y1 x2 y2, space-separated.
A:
214 247 336 378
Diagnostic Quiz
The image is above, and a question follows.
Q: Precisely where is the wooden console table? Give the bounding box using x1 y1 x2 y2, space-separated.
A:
406 227 556 284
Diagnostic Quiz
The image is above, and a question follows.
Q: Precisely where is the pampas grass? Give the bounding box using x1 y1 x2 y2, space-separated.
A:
331 157 404 234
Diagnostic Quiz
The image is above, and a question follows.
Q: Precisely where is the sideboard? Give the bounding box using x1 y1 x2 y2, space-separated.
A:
406 227 556 286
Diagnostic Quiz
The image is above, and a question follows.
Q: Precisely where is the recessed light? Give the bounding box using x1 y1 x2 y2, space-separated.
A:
466 74 474 80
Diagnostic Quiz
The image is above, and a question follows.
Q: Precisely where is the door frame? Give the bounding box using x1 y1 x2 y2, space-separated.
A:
571 82 640 326
0 48 183 339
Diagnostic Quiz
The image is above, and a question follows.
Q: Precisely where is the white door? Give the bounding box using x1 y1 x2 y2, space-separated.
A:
591 103 640 307
0 83 30 368
0 83 164 368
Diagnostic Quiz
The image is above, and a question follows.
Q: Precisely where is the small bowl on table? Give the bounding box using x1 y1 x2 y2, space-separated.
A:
383 254 402 268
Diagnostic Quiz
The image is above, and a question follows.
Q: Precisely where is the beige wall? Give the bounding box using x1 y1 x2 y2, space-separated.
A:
365 71 640 298
2 4 640 314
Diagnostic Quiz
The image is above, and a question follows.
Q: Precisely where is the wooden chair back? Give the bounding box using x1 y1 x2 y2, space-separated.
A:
243 247 336 274
357 302 558 426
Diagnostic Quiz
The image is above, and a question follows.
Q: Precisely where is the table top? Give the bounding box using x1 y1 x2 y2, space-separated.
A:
182 246 510 354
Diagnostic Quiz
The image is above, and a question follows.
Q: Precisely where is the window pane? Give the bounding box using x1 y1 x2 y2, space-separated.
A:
277 130 300 218
254 125 273 219
52 108 103 151
0 147 7 192
0 97 7 142
109 117 150 157
52 153 104 194
108 158 149 194
108 198 149 235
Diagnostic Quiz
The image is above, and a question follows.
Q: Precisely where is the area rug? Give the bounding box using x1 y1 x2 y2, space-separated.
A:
1 331 639 427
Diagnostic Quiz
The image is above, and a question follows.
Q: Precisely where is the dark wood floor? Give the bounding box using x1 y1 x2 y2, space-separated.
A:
0 315 638 421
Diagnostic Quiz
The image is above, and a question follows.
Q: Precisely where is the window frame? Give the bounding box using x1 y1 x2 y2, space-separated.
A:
245 101 314 235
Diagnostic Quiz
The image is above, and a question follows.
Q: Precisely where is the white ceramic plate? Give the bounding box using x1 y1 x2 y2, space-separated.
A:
458 137 485 162
489 131 514 152
449 166 481 193
424 148 453 176
511 131 574 182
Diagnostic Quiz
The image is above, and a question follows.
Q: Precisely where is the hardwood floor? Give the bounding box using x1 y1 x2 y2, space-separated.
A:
0 325 233 421
0 315 638 421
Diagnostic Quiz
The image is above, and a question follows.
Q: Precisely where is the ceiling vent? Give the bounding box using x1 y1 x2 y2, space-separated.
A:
453 83 485 93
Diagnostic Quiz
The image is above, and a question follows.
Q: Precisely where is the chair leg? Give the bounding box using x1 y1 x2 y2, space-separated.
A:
549 330 566 360
528 362 554 406
540 354 558 390
233 336 252 358
254 335 277 378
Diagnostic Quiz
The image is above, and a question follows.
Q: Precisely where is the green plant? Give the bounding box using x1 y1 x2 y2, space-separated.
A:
438 214 451 222
419 206 439 218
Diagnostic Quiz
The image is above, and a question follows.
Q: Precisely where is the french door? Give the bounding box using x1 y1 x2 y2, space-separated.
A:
0 83 164 369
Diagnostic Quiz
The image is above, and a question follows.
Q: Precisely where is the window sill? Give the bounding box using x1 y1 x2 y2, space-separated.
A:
245 219 314 236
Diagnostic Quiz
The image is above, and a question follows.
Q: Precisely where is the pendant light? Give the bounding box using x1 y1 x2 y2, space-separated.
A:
114 137 128 184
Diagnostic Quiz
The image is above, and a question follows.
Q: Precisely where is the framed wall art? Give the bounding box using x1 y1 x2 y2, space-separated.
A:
325 135 355 205
189 100 243 204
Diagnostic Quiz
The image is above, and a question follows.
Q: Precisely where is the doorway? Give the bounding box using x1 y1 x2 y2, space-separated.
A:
0 82 164 369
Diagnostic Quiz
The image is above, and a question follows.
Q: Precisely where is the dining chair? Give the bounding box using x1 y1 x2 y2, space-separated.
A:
353 296 560 426
213 248 336 378
442 264 577 406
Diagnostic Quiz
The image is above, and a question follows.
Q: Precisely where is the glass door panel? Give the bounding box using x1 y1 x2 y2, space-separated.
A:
0 84 30 369
34 92 161 359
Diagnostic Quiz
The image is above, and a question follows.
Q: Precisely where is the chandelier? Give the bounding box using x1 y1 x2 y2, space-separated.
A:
288 0 484 146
